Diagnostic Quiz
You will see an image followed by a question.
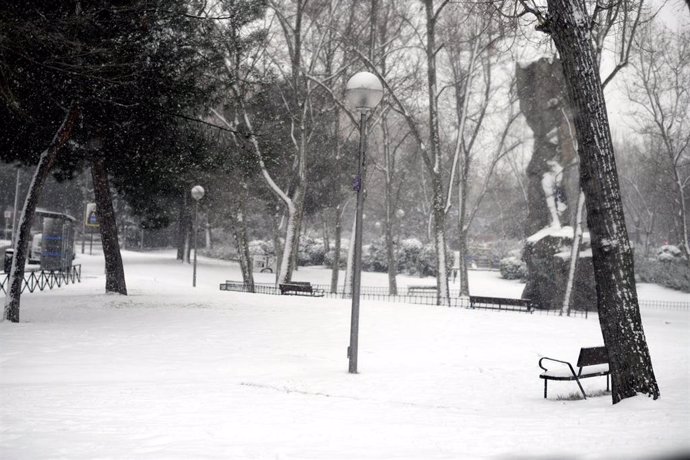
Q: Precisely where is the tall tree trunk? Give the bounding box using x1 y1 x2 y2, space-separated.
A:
91 157 127 295
424 0 449 305
457 155 470 297
562 190 585 316
322 216 330 253
278 187 304 284
176 194 191 261
671 166 690 264
331 204 342 294
382 118 398 295
291 207 302 273
547 0 659 403
432 176 450 305
230 201 254 292
343 213 356 296
4 105 80 323
205 216 212 249
271 209 283 283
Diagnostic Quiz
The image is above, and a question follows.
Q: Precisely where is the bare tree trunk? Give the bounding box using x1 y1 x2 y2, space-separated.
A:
424 0 449 305
4 106 80 322
176 194 191 261
382 118 398 295
205 216 212 249
547 0 659 403
279 187 304 283
91 157 127 295
457 156 470 297
343 214 356 296
271 209 283 283
322 216 330 253
672 167 690 264
291 206 302 273
432 177 450 305
562 190 585 316
330 204 342 294
230 202 254 292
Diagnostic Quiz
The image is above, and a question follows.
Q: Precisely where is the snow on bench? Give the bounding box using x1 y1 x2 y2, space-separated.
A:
539 346 610 399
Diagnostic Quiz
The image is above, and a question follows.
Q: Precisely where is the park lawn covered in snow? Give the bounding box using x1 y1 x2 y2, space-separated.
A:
1 250 689 459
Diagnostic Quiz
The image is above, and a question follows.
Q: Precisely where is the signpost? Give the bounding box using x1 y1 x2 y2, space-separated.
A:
3 208 11 241
84 203 98 255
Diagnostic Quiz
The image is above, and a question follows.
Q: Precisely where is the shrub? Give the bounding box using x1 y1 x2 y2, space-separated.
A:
298 237 326 266
199 244 237 261
362 238 388 272
635 253 690 292
397 238 423 275
500 256 527 280
395 238 452 277
657 244 684 262
324 248 347 269
249 239 274 256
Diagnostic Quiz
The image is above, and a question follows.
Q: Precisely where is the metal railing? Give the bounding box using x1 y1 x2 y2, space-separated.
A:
220 280 690 317
1 265 82 294
219 280 604 317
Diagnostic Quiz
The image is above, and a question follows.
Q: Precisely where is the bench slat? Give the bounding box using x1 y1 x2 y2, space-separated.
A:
577 346 608 367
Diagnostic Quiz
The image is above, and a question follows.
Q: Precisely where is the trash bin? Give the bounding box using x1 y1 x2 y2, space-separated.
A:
4 249 14 274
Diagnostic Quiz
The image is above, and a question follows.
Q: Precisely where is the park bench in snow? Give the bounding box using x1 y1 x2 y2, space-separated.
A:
538 346 610 399
279 281 324 297
406 285 436 295
469 295 535 312
219 281 246 291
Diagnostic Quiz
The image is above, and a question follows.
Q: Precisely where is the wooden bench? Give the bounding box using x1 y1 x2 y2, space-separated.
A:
219 281 251 291
538 346 610 399
279 281 324 297
469 295 535 312
406 285 436 295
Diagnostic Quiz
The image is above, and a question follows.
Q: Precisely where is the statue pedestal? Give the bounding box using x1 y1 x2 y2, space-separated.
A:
522 227 596 311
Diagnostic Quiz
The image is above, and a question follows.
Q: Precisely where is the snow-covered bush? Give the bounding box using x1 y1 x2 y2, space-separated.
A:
324 248 347 269
298 237 326 266
499 256 527 280
249 239 274 256
199 245 237 261
657 245 684 263
635 252 690 293
362 239 388 272
395 238 451 277
397 238 423 275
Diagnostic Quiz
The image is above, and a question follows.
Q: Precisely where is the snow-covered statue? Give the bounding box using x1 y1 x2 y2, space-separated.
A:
516 57 578 233
516 57 595 311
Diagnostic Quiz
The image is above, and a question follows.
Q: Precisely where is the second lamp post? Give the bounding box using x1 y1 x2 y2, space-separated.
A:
344 71 383 374
191 185 205 287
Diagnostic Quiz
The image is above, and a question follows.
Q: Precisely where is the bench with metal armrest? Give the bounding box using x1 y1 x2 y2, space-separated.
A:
539 346 610 399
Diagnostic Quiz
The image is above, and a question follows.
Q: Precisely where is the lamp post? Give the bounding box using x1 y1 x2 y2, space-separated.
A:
345 71 383 374
191 185 205 287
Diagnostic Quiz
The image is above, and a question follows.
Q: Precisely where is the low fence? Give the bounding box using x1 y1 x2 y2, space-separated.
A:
219 280 623 318
0 265 82 294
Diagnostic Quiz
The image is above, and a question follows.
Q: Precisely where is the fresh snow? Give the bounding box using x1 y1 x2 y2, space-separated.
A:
527 225 575 243
1 250 689 459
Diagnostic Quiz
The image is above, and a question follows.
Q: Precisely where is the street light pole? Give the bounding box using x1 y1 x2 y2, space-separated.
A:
349 111 368 374
345 71 383 374
191 185 205 287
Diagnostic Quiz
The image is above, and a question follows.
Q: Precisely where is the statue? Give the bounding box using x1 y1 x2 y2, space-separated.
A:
516 57 595 311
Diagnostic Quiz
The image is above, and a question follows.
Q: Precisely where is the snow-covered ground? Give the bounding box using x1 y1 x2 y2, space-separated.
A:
1 250 689 459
